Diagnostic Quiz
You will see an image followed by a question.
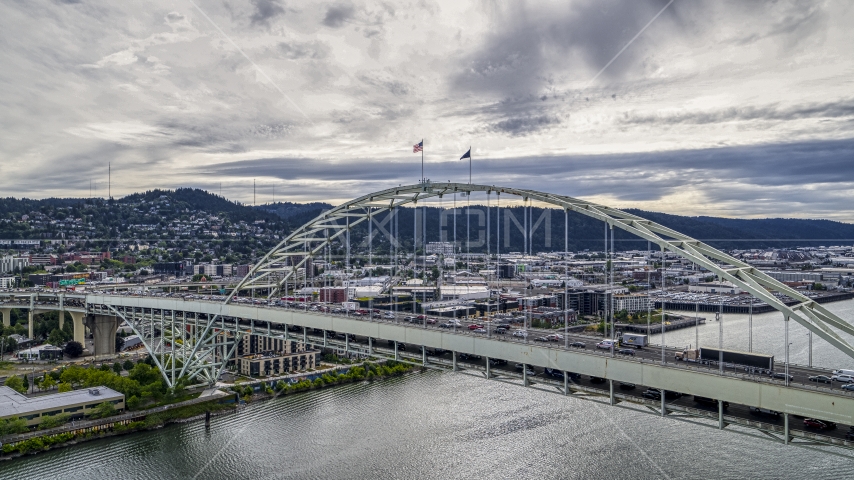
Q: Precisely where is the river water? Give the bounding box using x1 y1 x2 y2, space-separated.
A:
2 300 853 480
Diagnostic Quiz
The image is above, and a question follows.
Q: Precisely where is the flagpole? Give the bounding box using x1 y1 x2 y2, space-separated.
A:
469 145 472 184
421 138 424 182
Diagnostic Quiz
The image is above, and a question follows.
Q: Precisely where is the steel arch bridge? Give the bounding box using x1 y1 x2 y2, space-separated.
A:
227 181 854 361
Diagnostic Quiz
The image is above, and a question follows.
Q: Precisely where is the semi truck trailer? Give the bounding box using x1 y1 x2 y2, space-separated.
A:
675 347 774 372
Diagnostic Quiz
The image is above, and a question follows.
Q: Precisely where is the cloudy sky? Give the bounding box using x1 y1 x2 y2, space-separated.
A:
1 0 853 220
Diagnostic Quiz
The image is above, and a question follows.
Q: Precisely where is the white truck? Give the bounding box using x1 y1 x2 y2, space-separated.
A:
621 333 648 348
342 301 358 312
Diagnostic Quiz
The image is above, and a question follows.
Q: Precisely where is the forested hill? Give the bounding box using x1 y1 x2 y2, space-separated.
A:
1 190 852 251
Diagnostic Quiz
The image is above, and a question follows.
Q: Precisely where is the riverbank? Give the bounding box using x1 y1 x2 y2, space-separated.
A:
0 359 416 461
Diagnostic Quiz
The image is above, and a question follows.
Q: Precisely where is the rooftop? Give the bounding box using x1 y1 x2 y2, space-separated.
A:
0 385 123 419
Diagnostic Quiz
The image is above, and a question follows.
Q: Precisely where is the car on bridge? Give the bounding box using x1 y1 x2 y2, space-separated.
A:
769 372 793 381
494 327 508 334
619 382 636 390
804 418 837 430
617 348 635 356
468 324 483 330
842 383 854 392
459 353 481 361
809 375 833 384
546 334 564 342
749 407 781 416
472 328 487 334
512 330 528 338
831 374 854 383
569 341 586 348
534 336 550 342
596 340 616 350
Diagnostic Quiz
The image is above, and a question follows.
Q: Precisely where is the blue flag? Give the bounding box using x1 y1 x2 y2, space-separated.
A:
460 148 471 160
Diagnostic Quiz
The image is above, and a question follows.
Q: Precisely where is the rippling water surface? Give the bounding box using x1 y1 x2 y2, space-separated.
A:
2 300 853 480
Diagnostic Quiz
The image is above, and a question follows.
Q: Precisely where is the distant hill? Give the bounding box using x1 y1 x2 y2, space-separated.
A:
1 190 852 252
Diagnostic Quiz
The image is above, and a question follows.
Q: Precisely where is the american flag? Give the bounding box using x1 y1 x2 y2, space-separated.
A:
413 140 423 153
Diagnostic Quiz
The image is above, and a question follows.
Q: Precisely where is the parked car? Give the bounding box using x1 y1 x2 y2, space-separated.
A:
495 327 508 334
569 341 586 348
804 418 836 430
619 382 636 390
513 330 529 338
831 374 854 383
617 348 635 356
596 340 616 350
468 324 483 330
809 375 833 384
842 383 854 391
534 336 550 342
546 334 564 342
472 328 487 334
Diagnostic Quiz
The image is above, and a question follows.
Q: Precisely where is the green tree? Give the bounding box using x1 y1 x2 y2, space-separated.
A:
47 328 68 348
0 417 29 435
22 374 29 393
39 375 56 391
122 359 135 371
64 341 84 358
38 413 70 430
112 362 123 374
126 395 141 410
57 382 72 393
89 401 116 419
4 376 26 394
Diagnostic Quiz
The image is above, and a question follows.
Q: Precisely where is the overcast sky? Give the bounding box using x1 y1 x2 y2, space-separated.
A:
1 1 853 220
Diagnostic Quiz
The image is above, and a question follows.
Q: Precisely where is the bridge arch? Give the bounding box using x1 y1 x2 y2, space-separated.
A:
228 182 854 361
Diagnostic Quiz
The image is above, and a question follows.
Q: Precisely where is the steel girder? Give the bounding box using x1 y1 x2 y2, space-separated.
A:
227 182 854 362
101 303 242 387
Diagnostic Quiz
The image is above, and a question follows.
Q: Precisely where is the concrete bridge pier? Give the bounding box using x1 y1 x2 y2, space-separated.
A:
68 311 87 346
85 314 120 356
452 351 457 371
718 400 727 429
0 308 10 327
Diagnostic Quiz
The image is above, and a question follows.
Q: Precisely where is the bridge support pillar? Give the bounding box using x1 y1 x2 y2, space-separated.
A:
323 330 327 348
609 380 616 406
661 395 666 417
563 372 568 395
368 337 373 355
422 346 426 366
718 400 727 429
28 308 34 340
0 308 10 327
452 351 457 371
303 327 307 345
784 413 790 445
68 311 87 346
84 314 120 357
394 342 399 361
485 357 490 379
523 366 528 387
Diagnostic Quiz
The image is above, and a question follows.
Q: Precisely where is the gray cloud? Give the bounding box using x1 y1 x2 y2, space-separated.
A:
277 39 331 60
489 114 564 136
453 0 677 97
250 0 286 27
323 2 355 28
621 99 854 126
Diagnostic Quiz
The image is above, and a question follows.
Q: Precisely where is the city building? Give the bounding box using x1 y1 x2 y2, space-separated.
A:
0 255 30 274
0 276 15 288
235 335 319 377
319 287 347 303
16 343 64 361
689 282 742 294
0 385 125 427
426 242 455 255
614 294 652 312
